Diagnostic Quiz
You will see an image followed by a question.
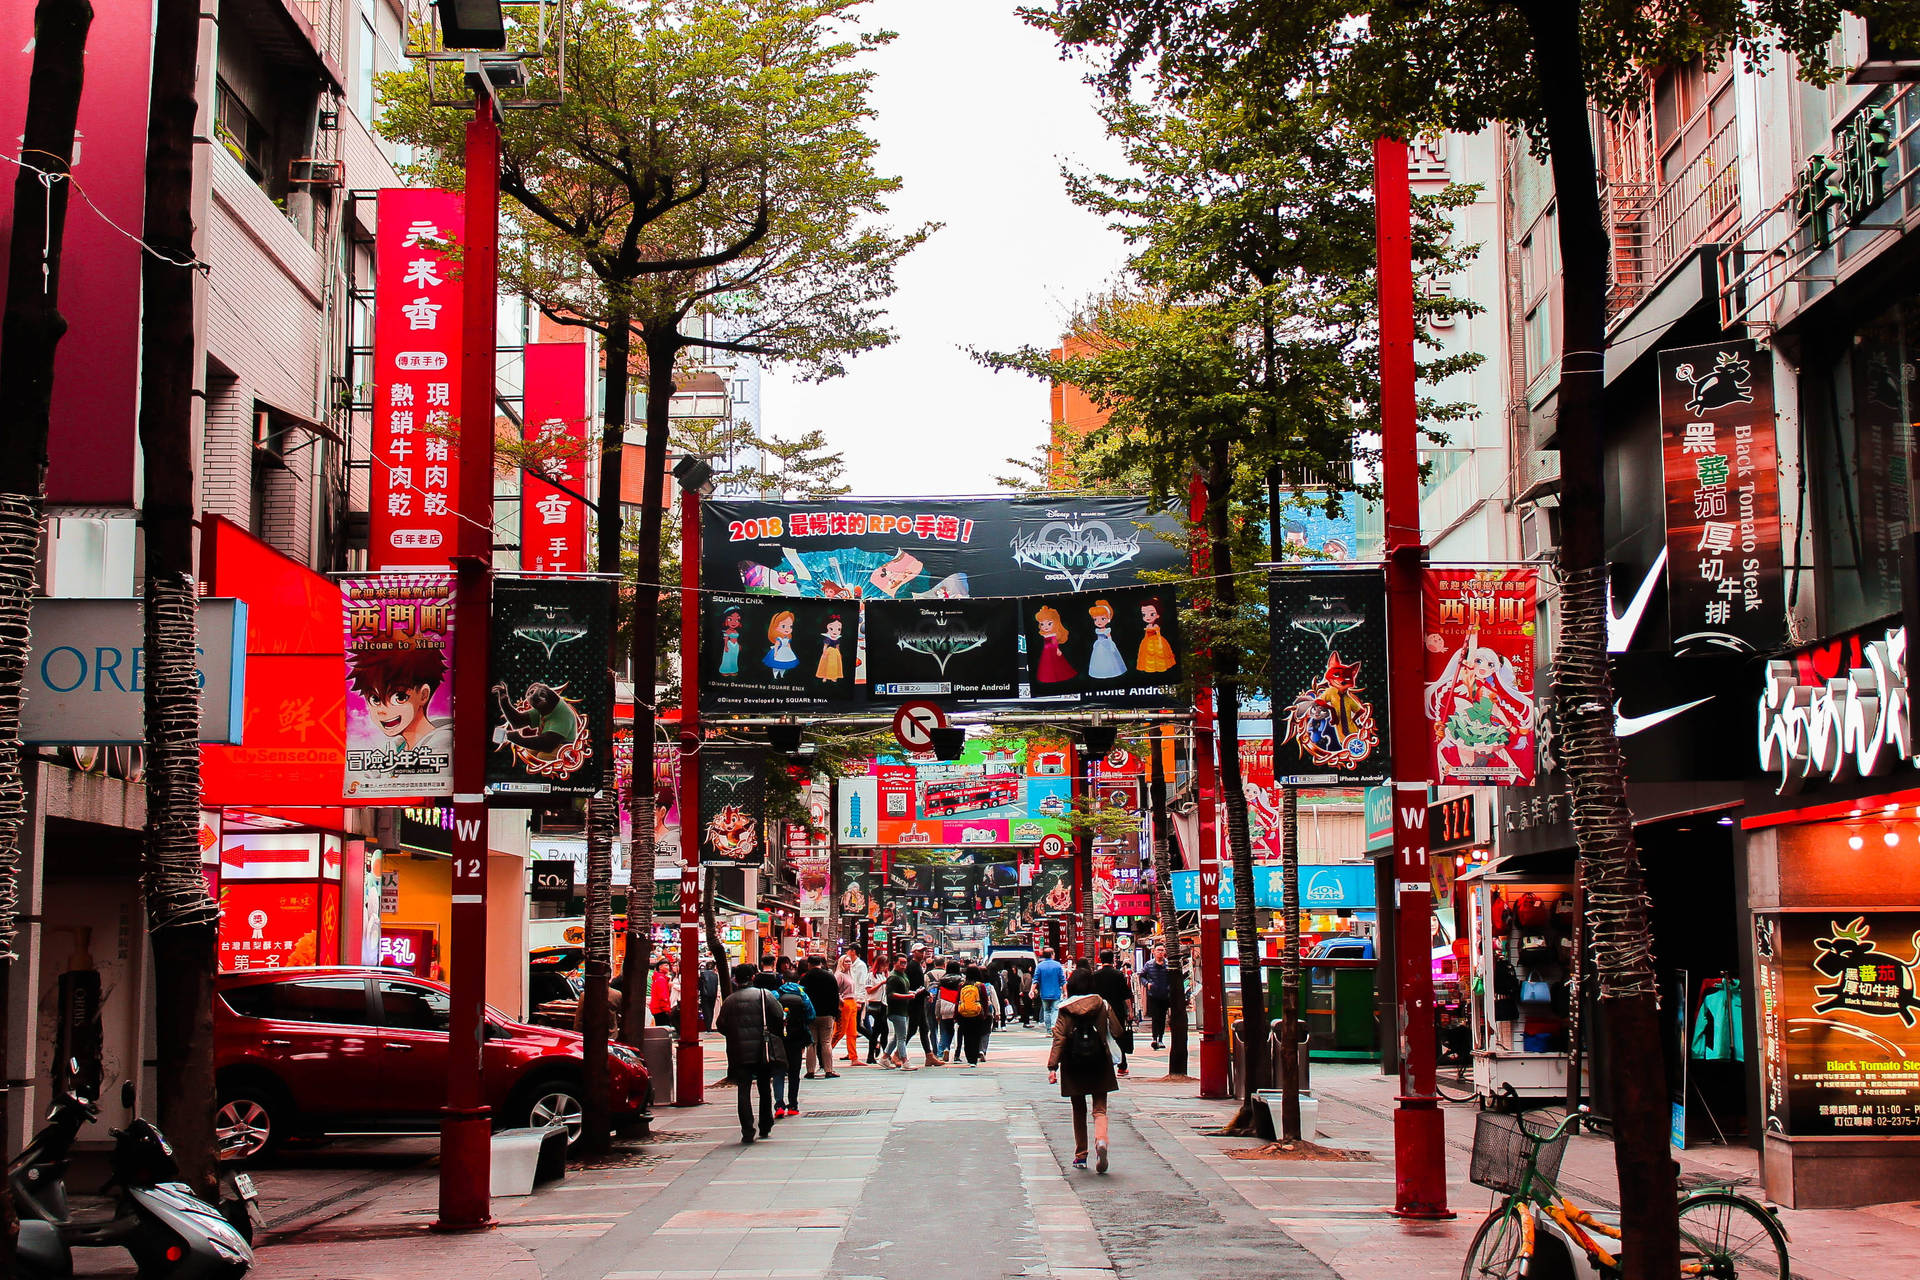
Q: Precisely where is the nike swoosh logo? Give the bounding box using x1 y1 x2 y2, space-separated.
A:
1607 547 1668 654
1614 695 1711 737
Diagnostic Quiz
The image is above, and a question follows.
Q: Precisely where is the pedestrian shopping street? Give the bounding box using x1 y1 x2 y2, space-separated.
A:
91 1028 1912 1280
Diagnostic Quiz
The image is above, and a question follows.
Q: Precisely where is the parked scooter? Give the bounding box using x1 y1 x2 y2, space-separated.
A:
8 1066 254 1278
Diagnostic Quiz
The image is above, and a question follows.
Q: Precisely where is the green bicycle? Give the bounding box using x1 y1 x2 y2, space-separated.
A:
1461 1107 1789 1279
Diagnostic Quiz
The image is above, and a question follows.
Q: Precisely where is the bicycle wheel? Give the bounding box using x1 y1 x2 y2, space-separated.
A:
1676 1192 1789 1280
1434 1066 1477 1103
1461 1204 1529 1280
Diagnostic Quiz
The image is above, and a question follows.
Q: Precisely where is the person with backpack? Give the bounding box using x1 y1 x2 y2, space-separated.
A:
1048 967 1125 1173
933 959 964 1062
714 962 783 1144
955 965 995 1066
759 966 815 1118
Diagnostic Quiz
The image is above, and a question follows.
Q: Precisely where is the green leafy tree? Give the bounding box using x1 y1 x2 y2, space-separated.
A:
381 0 925 1153
1025 0 1918 1265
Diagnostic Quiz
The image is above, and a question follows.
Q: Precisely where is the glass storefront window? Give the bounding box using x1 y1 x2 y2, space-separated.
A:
1811 298 1918 634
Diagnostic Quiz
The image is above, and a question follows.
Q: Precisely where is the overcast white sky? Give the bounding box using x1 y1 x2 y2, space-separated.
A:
757 2 1131 496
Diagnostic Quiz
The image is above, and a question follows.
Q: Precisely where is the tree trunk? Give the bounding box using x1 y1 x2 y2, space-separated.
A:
138 0 217 1196
617 326 676 1035
1520 3 1678 1275
1278 788 1301 1140
578 313 631 1158
0 8 92 1261
1147 727 1189 1077
1206 439 1266 1132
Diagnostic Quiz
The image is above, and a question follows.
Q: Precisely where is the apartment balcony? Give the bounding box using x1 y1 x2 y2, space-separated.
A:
1604 115 1741 321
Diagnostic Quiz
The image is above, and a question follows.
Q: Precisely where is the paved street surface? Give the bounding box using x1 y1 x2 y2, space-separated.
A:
76 1027 1920 1279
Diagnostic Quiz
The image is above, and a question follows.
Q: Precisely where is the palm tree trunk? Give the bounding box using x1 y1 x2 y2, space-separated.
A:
1520 3 1678 1275
138 0 217 1196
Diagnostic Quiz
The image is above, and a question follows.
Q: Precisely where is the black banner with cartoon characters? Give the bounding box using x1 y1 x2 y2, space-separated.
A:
865 598 1020 700
701 593 859 713
1019 583 1183 708
1756 912 1920 1136
1268 569 1391 786
487 578 614 802
698 746 766 867
834 861 881 925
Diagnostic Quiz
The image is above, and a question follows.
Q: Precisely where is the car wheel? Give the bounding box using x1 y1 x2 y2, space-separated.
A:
517 1078 586 1146
215 1082 285 1159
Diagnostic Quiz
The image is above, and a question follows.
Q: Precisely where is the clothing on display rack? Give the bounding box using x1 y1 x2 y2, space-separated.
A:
1689 976 1744 1062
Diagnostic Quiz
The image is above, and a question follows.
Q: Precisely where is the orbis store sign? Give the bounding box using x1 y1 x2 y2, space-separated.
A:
1758 623 1912 794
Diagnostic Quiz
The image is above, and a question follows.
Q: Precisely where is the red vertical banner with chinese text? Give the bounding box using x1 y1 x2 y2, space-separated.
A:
371 189 465 569
1420 568 1538 787
520 341 590 573
1657 338 1784 654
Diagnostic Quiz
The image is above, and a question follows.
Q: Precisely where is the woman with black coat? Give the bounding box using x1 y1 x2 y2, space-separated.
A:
1046 967 1126 1172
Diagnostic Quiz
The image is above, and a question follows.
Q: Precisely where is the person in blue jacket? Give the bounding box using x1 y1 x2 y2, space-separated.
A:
1031 947 1067 1030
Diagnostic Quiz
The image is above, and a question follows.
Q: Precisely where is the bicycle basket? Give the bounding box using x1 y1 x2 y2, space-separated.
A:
1469 1110 1568 1194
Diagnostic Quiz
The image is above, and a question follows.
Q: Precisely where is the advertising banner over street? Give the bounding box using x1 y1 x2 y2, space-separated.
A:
1657 338 1785 654
698 745 765 867
701 593 858 713
1756 912 1920 1136
370 189 464 571
835 860 881 924
487 579 614 801
1020 584 1183 709
1269 569 1391 785
519 342 590 574
705 496 1183 600
865 598 1020 700
833 737 1072 847
1421 568 1538 787
341 574 455 798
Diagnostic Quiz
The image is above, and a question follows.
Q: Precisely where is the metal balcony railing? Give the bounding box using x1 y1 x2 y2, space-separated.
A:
1604 115 1742 320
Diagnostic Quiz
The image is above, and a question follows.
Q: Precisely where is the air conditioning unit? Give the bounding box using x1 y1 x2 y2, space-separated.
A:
1514 449 1561 504
1852 18 1920 83
289 157 345 188
1519 503 1560 561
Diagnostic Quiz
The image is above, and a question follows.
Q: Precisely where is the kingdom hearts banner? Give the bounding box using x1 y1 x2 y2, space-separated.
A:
701 593 858 713
1269 569 1391 786
1422 569 1538 787
699 746 766 867
1020 583 1182 708
705 496 1184 601
835 861 881 924
487 579 613 802
865 598 1019 700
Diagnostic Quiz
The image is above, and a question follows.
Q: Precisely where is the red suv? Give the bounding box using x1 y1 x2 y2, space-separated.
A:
213 967 648 1157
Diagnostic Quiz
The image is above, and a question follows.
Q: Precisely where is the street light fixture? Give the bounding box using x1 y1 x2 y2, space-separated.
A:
672 453 714 492
435 0 507 49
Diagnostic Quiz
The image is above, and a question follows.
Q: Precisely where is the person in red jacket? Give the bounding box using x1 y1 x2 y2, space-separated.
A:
649 958 679 1026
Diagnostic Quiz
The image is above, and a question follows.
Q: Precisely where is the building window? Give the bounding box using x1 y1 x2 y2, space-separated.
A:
1809 296 1919 634
1520 206 1558 387
216 78 271 187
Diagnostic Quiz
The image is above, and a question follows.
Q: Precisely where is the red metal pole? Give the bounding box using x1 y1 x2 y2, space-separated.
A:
1376 135 1450 1220
675 480 705 1105
1189 470 1229 1099
436 96 499 1232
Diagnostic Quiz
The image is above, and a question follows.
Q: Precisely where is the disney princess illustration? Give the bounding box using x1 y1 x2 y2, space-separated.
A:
1034 605 1077 683
1424 635 1532 782
717 607 742 676
762 611 799 678
1137 598 1176 673
816 615 846 682
1281 650 1378 769
1086 600 1128 679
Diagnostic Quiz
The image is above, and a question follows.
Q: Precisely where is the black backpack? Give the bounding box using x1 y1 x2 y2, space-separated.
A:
1062 1004 1109 1074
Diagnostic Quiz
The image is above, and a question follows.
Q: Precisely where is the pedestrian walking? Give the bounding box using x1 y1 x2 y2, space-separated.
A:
799 955 843 1079
905 947 935 1067
766 968 815 1117
934 960 963 1062
956 965 994 1066
715 963 781 1144
884 956 918 1069
1047 968 1125 1173
1094 950 1135 1077
1141 945 1173 1049
1032 947 1066 1030
699 959 720 1031
838 951 866 1064
863 954 891 1064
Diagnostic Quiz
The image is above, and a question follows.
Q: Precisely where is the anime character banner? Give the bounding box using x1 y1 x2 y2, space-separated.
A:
1268 569 1391 786
835 861 881 924
1421 568 1538 786
705 496 1184 601
700 593 858 713
864 598 1020 700
1657 338 1784 654
1755 912 1920 1137
1019 584 1183 708
342 574 455 798
487 579 613 801
698 746 765 867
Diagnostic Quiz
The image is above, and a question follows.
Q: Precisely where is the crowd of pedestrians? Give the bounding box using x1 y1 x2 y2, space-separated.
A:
709 942 1155 1174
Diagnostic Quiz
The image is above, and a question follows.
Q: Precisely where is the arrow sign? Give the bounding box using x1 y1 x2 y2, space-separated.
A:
892 700 947 752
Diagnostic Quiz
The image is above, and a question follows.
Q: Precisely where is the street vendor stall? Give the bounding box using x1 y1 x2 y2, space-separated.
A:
1459 855 1583 1102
